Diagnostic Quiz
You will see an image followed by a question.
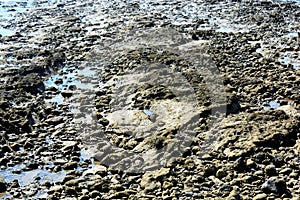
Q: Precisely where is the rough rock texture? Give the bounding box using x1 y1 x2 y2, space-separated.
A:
0 0 299 199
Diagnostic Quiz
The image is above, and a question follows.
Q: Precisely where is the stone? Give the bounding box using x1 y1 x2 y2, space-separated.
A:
216 168 228 179
65 186 77 196
264 165 277 176
0 158 9 166
261 177 287 195
0 176 6 193
261 178 277 193
65 179 79 187
79 195 90 200
253 193 267 200
63 162 78 170
90 190 101 198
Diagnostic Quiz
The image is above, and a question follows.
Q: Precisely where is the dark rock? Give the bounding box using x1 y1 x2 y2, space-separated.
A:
27 162 39 170
261 177 288 195
79 195 90 200
63 162 78 170
10 142 20 151
261 178 277 193
204 164 217 176
0 158 9 166
65 186 77 196
0 176 6 193
90 190 101 198
24 141 34 149
61 91 73 98
264 165 277 176
1 144 12 154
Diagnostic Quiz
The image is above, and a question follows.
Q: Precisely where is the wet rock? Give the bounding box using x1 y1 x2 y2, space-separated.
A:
79 195 90 200
261 178 277 193
10 142 20 151
0 144 12 154
0 157 9 166
10 179 20 189
90 190 101 198
65 186 77 196
216 168 228 179
253 193 267 200
61 91 73 98
0 175 6 193
261 177 288 195
27 162 39 170
65 179 79 187
264 165 277 176
63 161 78 170
204 164 217 176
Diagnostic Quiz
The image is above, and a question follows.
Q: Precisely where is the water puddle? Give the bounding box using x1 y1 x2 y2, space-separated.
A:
263 101 280 110
143 109 153 117
215 26 235 33
44 66 100 107
0 27 15 36
278 55 299 70
286 32 299 37
0 165 66 187
0 0 35 36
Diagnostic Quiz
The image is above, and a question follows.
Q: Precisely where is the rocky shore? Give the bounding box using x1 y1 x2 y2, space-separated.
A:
0 0 299 199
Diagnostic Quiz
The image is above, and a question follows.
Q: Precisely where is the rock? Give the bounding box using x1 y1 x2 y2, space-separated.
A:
10 179 20 188
65 186 77 196
27 162 39 170
204 164 217 176
216 168 228 179
65 179 79 187
215 110 299 158
108 190 136 198
61 91 73 98
261 178 277 193
1 145 12 154
10 142 20 151
253 193 267 200
0 176 6 193
261 177 287 195
79 195 90 200
0 158 9 166
275 179 288 195
90 190 101 198
24 141 34 149
48 185 63 194
226 189 241 200
140 168 169 191
63 161 78 170
45 116 64 125
264 165 277 176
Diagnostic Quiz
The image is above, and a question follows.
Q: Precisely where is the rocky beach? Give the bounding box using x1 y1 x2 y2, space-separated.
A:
0 0 300 199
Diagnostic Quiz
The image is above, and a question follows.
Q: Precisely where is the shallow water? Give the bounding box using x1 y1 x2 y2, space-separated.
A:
278 55 299 70
0 0 35 36
263 101 280 110
44 65 99 107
